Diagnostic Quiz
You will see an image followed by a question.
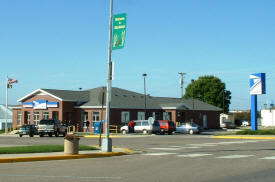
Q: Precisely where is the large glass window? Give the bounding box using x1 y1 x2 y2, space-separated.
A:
17 111 22 126
27 111 31 124
52 111 59 120
92 112 100 122
33 111 40 125
163 112 171 120
43 111 49 119
153 112 161 120
138 112 145 120
121 111 130 125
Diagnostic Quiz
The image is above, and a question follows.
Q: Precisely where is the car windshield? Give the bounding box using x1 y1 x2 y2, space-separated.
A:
39 120 55 125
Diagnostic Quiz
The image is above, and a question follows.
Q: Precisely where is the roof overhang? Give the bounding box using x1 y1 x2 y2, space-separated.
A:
17 89 63 102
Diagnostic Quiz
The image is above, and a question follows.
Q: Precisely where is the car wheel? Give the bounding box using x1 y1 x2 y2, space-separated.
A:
39 133 44 137
168 131 172 135
19 134 23 137
122 130 127 135
189 130 194 135
48 133 52 137
142 129 148 134
29 134 34 137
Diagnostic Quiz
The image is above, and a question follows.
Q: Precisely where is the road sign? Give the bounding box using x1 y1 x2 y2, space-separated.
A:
112 13 126 50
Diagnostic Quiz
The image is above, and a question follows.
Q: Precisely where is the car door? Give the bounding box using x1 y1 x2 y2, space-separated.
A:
134 121 142 132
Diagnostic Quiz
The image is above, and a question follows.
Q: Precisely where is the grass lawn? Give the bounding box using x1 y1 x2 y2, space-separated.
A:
236 129 275 135
0 145 98 154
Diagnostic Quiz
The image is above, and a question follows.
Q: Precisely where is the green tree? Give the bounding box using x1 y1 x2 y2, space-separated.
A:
184 75 231 113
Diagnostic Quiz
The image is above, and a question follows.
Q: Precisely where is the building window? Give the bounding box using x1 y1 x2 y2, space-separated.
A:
163 112 171 120
33 111 40 125
17 111 22 126
52 111 59 120
92 112 100 122
153 112 161 120
27 111 31 124
121 111 130 125
43 111 49 119
138 112 145 120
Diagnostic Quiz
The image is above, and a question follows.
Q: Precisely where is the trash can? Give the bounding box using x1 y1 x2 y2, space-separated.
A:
94 122 102 134
64 134 79 155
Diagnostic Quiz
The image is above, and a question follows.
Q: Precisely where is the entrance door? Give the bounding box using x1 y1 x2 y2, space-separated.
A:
203 114 207 129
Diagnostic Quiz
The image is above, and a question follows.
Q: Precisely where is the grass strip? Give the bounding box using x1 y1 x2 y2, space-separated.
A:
0 145 98 154
236 129 275 135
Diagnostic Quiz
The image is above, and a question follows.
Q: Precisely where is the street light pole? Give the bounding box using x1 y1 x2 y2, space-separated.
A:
142 73 147 119
178 72 186 98
191 79 195 123
102 0 113 152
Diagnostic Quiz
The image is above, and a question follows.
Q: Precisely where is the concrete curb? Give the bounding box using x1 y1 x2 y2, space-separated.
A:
0 149 133 163
211 136 275 140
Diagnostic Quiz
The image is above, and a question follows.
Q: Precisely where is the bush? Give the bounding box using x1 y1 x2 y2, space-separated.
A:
236 129 275 135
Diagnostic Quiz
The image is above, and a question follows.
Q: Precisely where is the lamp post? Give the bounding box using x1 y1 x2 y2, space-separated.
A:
102 0 113 152
178 72 186 98
142 73 147 119
270 103 274 129
191 79 195 122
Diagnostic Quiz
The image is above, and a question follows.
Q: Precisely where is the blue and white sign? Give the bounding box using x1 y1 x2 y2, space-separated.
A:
33 100 47 109
23 100 59 109
250 73 266 95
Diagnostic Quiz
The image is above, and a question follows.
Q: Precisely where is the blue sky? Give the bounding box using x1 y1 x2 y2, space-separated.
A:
0 0 274 110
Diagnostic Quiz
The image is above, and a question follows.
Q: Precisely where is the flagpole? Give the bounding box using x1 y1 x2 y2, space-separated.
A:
5 76 8 134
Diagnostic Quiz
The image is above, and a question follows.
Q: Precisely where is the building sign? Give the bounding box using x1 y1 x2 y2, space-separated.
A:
23 100 59 109
250 73 266 95
112 13 127 50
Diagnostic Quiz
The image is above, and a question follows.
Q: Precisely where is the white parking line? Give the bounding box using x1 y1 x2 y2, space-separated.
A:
260 156 275 160
149 148 181 150
177 153 213 158
216 155 254 159
143 152 177 156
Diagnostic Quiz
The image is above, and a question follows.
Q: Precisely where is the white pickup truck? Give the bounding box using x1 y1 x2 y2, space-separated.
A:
38 119 67 137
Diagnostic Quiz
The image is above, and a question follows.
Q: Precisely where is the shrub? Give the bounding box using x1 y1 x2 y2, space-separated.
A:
236 129 275 135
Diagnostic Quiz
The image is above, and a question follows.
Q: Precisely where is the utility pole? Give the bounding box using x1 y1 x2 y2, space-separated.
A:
178 72 186 98
142 73 147 119
102 0 113 152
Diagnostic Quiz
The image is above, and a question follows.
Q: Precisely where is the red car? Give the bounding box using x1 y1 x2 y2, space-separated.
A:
158 120 176 135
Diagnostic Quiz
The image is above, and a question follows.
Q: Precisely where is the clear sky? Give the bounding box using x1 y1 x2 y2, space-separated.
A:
0 0 274 110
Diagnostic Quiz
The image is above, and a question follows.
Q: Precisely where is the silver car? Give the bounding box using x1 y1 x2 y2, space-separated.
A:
176 122 200 134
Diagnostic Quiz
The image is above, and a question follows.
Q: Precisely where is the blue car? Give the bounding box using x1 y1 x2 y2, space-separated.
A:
176 123 200 134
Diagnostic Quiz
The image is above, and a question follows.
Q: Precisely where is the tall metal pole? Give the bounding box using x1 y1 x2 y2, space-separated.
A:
191 79 195 122
5 76 8 134
142 73 147 119
102 0 113 152
178 72 186 98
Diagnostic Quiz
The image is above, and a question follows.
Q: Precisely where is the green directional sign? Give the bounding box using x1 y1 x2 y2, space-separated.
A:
112 13 126 50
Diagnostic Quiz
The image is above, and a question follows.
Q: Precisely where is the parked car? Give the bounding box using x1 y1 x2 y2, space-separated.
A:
120 120 160 134
176 122 200 134
222 121 236 129
241 120 250 126
38 119 67 137
158 120 176 135
18 124 38 137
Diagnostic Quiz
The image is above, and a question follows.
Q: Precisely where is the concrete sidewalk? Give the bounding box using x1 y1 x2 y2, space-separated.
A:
0 147 132 163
